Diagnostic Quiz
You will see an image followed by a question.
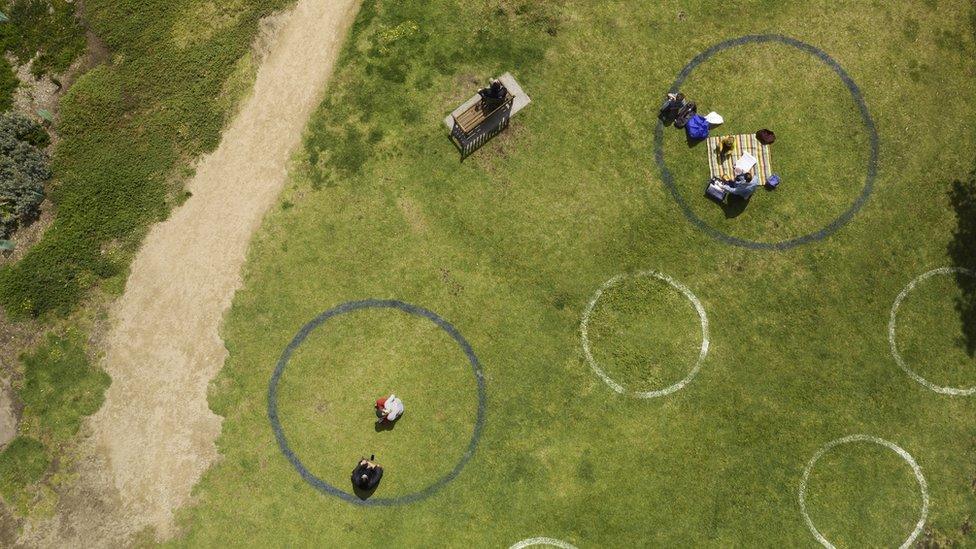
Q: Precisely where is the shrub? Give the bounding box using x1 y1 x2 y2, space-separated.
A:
0 0 87 77
0 436 49 510
0 331 108 512
0 113 49 238
0 57 18 112
19 331 110 442
948 161 976 356
0 0 290 317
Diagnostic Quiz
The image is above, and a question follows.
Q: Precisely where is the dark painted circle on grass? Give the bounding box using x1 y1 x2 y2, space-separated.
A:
268 299 487 506
654 34 879 250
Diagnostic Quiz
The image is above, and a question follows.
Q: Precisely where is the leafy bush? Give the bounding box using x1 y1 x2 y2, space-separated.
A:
0 0 87 77
0 332 111 513
0 57 18 112
19 331 110 441
0 332 108 509
0 436 49 510
0 0 289 317
948 160 976 356
0 113 49 238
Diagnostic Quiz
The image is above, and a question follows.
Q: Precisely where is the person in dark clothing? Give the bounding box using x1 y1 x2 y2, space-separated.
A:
478 79 509 108
479 79 508 100
351 455 383 491
658 92 686 122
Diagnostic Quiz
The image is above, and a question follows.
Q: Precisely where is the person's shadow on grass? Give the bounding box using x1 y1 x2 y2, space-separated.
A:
353 483 378 501
948 160 976 357
374 419 397 433
720 196 749 219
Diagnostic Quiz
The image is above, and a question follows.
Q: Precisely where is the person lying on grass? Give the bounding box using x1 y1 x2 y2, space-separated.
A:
375 394 404 423
352 455 383 491
719 171 760 199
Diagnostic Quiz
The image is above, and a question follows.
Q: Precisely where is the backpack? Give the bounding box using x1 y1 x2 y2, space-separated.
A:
673 102 697 128
756 129 776 144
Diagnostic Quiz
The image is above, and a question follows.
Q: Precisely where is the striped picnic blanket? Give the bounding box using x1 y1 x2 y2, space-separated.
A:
706 134 773 184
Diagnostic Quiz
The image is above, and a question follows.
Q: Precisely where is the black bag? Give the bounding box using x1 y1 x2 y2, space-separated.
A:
673 102 697 128
658 93 685 122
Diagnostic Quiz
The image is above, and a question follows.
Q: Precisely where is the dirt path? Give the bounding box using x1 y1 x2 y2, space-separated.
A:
22 0 360 543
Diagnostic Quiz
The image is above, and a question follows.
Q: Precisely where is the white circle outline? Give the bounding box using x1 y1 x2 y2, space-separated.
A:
580 270 709 398
509 537 578 549
798 435 929 549
888 266 976 396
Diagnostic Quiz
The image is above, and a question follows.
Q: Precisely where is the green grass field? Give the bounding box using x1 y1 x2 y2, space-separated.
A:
153 0 976 545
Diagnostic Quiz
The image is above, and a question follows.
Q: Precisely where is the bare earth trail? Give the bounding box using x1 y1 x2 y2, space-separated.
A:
22 0 360 544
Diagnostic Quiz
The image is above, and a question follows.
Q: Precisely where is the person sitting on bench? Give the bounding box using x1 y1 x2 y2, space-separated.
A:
352 455 383 491
720 171 760 199
478 79 509 108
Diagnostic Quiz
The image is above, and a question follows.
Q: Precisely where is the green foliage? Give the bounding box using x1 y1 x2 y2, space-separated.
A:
0 111 48 148
0 0 290 317
948 159 976 356
0 0 86 77
19 331 110 442
0 331 107 510
0 436 49 510
0 56 17 111
0 112 49 238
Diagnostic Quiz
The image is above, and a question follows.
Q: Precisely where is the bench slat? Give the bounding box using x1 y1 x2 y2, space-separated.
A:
453 95 514 135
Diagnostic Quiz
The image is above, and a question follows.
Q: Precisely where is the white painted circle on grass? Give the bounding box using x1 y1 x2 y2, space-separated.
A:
509 537 578 549
580 270 709 398
798 435 929 549
888 267 976 396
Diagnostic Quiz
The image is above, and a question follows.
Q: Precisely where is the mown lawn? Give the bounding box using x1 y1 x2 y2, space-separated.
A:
175 0 976 546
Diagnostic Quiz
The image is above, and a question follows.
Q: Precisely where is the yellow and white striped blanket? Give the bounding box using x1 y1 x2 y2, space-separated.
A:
706 134 773 184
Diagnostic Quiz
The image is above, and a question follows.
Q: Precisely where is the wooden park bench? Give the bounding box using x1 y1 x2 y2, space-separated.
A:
454 94 515 136
444 73 531 158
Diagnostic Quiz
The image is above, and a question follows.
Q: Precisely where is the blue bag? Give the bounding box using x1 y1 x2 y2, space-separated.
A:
686 114 709 141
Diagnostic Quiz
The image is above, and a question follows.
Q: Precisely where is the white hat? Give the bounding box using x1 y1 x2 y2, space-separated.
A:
704 112 724 125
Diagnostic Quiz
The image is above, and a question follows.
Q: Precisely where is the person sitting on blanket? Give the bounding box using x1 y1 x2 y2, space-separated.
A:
717 136 735 158
720 171 760 199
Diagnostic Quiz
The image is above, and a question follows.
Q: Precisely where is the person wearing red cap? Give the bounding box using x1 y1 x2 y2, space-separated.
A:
374 394 404 423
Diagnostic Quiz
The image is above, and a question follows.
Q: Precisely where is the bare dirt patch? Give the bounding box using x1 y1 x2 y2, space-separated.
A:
397 196 430 234
17 0 361 544
0 378 18 449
